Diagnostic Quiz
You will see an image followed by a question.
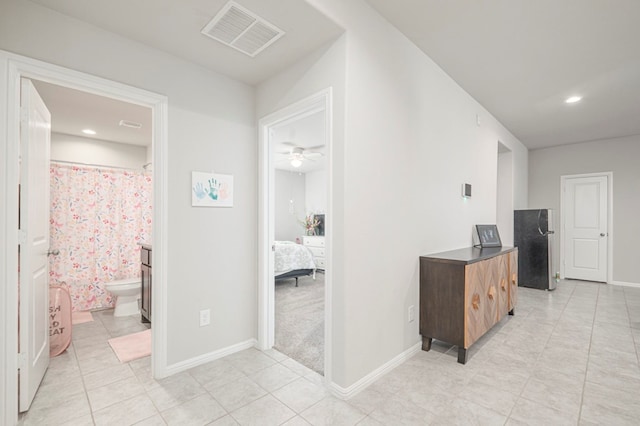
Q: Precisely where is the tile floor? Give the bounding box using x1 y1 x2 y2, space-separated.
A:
19 279 640 425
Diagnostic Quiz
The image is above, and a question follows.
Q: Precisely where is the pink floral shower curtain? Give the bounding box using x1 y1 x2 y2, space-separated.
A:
49 164 152 312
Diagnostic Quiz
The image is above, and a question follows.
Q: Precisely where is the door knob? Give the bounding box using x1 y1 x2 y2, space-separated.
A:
600 233 606 237
47 249 60 256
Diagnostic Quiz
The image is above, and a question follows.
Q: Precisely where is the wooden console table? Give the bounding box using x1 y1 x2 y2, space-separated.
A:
420 246 518 364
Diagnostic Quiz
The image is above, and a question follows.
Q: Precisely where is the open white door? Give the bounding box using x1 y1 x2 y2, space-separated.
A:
19 78 51 412
563 175 608 282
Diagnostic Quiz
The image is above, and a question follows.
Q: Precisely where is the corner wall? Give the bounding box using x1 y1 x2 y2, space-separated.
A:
529 136 640 285
305 0 528 388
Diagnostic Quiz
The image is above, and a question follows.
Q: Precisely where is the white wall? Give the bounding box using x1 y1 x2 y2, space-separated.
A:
529 136 640 285
51 133 148 169
296 0 527 388
497 147 514 246
0 0 531 401
275 170 306 241
305 169 327 214
0 0 257 368
257 32 347 384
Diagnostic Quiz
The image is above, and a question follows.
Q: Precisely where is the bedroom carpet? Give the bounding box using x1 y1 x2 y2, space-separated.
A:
275 273 324 375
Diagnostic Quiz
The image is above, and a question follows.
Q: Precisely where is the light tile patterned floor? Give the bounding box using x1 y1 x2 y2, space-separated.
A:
19 280 640 425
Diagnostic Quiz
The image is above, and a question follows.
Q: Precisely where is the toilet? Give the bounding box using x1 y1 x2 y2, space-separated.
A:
104 278 141 317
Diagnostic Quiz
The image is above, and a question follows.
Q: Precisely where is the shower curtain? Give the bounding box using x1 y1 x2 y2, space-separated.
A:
49 163 152 312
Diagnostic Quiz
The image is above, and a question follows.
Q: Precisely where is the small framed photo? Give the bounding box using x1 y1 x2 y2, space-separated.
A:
191 171 234 207
475 224 502 248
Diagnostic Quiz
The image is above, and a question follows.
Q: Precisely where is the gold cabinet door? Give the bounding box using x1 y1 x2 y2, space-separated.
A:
464 259 498 347
509 250 518 311
496 254 510 319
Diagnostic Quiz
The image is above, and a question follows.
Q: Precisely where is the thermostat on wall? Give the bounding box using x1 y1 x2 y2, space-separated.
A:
462 183 472 198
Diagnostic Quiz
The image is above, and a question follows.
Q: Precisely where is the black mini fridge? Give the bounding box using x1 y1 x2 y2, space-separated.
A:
514 209 557 290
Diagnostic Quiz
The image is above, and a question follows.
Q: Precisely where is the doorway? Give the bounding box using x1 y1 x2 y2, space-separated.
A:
272 108 327 374
560 173 612 283
496 141 514 245
258 89 333 380
1 52 168 426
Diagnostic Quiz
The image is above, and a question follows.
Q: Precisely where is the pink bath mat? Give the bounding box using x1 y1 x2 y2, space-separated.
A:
108 329 151 363
71 311 94 325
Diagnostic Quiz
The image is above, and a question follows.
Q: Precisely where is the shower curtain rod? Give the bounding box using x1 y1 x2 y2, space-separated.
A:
51 160 150 172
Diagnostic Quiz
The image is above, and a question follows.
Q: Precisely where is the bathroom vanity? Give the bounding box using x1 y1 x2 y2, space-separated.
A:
140 244 152 323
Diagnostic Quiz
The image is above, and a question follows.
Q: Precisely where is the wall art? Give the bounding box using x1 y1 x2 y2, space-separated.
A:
191 171 234 207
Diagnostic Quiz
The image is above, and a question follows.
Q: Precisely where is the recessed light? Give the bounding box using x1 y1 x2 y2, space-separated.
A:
565 96 582 104
82 129 96 135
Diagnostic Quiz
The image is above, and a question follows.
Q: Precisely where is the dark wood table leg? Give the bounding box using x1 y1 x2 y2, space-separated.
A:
457 347 467 364
509 308 515 316
422 336 432 351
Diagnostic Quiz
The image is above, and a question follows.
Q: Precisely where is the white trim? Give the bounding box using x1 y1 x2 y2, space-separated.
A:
0 50 169 424
610 281 640 289
559 172 613 284
258 88 333 385
328 342 422 400
163 339 257 376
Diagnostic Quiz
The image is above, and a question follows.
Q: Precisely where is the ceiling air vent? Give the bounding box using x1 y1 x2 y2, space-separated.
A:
201 1 285 57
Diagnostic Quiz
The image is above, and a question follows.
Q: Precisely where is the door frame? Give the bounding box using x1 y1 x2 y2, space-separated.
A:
560 172 613 283
257 88 333 382
0 50 169 425
496 141 514 246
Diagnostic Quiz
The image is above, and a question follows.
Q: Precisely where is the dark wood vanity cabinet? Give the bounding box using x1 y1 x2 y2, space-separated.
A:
140 244 152 323
419 246 518 364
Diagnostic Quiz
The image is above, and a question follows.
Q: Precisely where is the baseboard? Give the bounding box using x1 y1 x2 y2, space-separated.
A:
163 338 257 376
328 341 422 400
610 280 640 289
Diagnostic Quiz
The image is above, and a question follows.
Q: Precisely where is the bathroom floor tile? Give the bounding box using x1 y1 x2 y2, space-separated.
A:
87 376 146 412
93 394 159 426
160 393 226 425
207 376 268 412
146 372 207 412
272 377 328 413
230 394 296 426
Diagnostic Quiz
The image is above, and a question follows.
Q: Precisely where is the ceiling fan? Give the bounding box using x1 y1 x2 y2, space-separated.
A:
277 142 324 168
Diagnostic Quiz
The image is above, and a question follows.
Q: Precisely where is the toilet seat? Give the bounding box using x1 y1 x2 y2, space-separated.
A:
107 277 140 286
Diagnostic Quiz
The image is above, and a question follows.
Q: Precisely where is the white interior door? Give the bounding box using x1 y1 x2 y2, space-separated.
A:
19 78 51 412
563 175 608 282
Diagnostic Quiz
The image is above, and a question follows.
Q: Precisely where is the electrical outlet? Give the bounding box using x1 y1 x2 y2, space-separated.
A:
408 305 415 323
199 309 210 327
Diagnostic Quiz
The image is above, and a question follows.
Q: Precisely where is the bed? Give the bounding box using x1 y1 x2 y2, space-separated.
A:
274 241 316 286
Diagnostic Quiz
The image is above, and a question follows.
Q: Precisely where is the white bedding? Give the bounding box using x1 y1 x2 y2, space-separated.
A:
274 241 316 275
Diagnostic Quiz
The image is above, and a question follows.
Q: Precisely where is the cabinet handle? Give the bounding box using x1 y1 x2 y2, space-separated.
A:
487 286 495 300
501 278 506 291
472 293 480 310
512 274 517 285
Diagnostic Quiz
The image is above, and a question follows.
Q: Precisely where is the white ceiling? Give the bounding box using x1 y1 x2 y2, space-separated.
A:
365 0 640 150
29 0 344 86
32 80 152 146
27 1 639 151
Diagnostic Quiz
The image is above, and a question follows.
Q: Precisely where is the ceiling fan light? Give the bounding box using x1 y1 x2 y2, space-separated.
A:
291 158 302 168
